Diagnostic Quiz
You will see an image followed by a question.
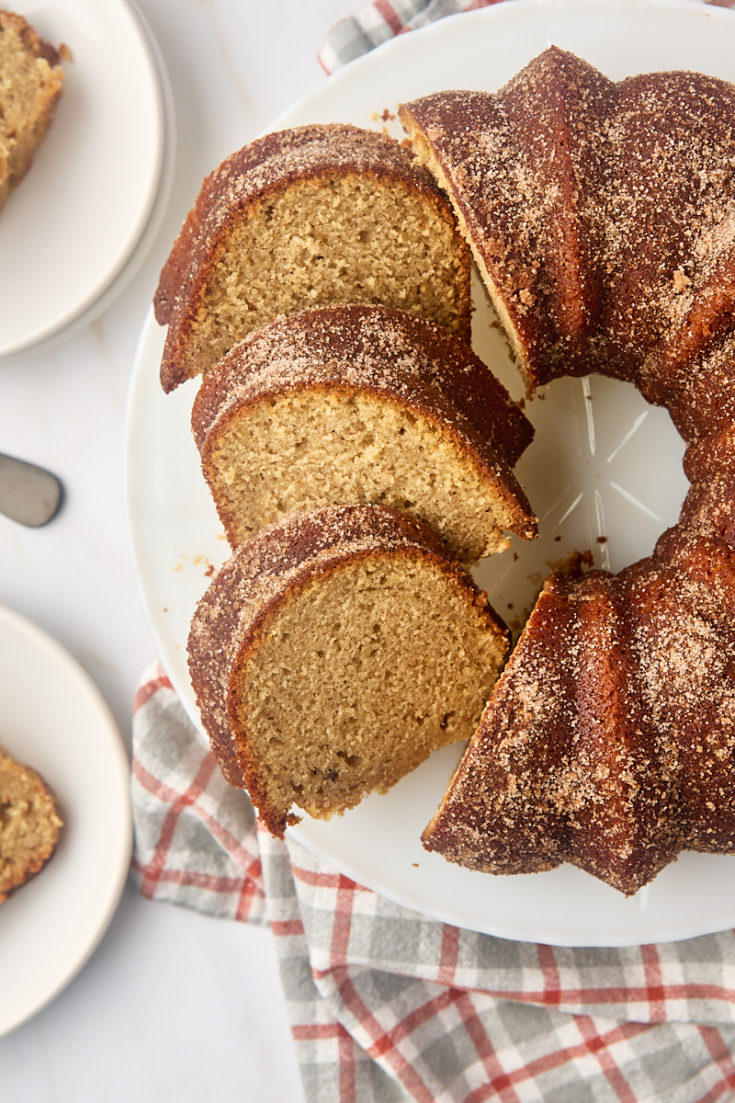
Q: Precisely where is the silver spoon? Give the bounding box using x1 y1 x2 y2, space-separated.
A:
0 452 63 527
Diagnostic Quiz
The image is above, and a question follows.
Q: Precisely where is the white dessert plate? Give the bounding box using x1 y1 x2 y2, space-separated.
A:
0 605 131 1037
0 0 172 360
126 0 735 946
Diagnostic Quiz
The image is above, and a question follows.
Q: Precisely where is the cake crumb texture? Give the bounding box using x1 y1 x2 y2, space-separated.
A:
188 504 510 838
192 304 536 563
154 123 472 391
0 9 65 211
0 744 63 904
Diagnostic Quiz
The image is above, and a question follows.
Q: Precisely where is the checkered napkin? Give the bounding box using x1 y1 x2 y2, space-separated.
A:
318 0 508 72
318 0 735 72
132 3 735 1100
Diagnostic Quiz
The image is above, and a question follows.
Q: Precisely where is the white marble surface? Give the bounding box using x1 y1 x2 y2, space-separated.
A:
0 1 361 1099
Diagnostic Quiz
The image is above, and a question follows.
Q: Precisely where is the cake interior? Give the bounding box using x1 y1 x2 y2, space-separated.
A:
0 15 63 208
187 174 469 376
401 118 531 383
0 750 62 902
231 553 507 827
207 388 515 562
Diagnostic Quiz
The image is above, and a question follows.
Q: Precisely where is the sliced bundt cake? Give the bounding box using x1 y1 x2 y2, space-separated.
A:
0 9 66 211
0 743 63 903
188 504 510 838
399 47 735 392
191 304 536 562
421 568 685 896
154 123 472 392
410 48 735 893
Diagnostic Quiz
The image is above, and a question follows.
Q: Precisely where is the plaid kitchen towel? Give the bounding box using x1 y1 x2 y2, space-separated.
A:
318 0 508 72
131 663 735 1103
318 0 735 73
132 2 735 1100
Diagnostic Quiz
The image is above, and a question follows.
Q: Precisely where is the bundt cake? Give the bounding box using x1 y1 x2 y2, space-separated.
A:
399 46 735 393
405 48 735 894
0 743 63 904
423 537 735 896
187 504 510 838
154 123 472 393
0 9 66 211
191 303 536 563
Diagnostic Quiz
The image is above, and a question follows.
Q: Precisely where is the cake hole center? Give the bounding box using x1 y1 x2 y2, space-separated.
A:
475 372 688 636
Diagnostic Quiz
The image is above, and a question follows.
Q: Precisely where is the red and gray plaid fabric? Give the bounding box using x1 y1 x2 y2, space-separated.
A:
318 0 735 73
319 0 509 72
132 2 735 1100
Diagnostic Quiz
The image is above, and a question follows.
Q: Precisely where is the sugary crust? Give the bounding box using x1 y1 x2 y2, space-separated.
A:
188 504 508 837
415 47 735 894
423 574 579 876
155 124 472 392
400 47 735 395
192 303 531 462
191 304 536 550
423 571 687 895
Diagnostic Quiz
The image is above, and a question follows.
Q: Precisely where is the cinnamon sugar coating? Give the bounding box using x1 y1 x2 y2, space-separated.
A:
155 123 472 392
415 48 735 894
400 47 735 395
191 304 536 562
423 549 735 895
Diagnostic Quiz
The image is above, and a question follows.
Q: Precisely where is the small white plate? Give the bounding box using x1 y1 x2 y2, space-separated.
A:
126 0 735 945
0 605 131 1037
0 0 172 360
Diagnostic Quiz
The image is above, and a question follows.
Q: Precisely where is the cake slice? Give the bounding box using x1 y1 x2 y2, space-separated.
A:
188 504 510 838
0 743 63 903
421 571 680 896
154 123 472 392
0 10 66 211
191 304 536 563
421 573 580 880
